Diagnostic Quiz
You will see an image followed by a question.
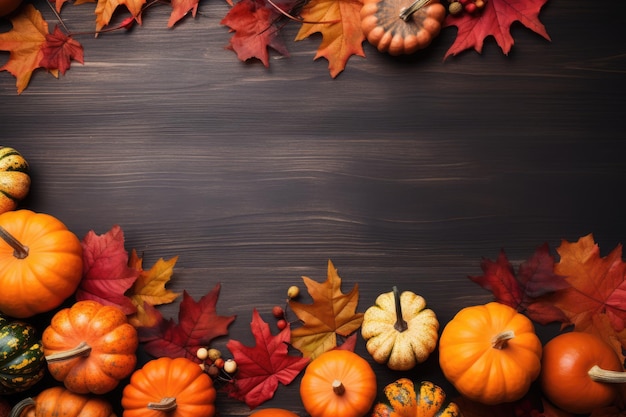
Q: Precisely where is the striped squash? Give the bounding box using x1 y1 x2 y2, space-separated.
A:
0 146 30 214
0 315 45 394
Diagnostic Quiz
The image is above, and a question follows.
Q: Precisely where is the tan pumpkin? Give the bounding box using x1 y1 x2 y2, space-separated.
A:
361 286 439 370
372 378 461 417
0 147 30 214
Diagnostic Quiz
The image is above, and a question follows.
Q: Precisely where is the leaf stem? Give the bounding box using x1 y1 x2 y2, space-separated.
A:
44 0 71 34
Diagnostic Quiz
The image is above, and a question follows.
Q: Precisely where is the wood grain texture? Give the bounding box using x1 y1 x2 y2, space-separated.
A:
1 0 626 414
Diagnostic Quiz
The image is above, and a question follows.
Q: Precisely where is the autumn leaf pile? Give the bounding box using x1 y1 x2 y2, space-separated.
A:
0 0 551 93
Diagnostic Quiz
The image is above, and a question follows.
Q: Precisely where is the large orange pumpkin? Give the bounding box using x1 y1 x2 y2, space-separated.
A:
300 349 377 417
10 386 116 417
438 302 543 405
0 209 83 318
122 356 216 417
42 300 138 395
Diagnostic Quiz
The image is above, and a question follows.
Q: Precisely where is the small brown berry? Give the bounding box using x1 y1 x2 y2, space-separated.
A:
207 364 220 378
448 1 463 14
208 348 222 361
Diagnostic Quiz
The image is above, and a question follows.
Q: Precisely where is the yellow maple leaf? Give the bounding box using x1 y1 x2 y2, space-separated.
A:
94 0 145 32
0 5 58 94
289 260 364 359
295 0 365 78
127 250 180 327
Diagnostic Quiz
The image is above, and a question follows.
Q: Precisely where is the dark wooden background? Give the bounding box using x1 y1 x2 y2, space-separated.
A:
1 0 626 414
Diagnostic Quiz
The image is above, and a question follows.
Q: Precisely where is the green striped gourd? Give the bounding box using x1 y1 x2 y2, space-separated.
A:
0 315 45 394
0 146 30 214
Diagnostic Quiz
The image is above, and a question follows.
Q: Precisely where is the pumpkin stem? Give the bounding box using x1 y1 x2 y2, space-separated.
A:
588 365 626 383
399 0 432 21
491 330 515 350
148 397 177 412
45 341 92 362
0 225 29 259
332 379 346 396
9 397 35 417
392 286 409 332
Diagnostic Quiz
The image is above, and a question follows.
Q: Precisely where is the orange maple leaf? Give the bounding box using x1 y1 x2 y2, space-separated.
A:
168 0 199 27
289 260 364 359
295 0 365 78
95 0 145 32
0 5 59 94
551 234 626 361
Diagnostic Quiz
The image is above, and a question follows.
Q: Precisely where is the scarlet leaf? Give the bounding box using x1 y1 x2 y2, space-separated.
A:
288 260 364 359
39 26 84 75
295 0 364 77
225 309 309 409
0 4 58 94
77 225 140 314
139 284 236 360
469 243 570 324
443 0 551 58
220 0 292 67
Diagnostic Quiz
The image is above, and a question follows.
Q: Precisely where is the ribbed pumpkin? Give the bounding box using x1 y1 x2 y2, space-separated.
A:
438 302 542 405
0 315 45 394
122 357 216 417
42 300 138 395
9 386 116 417
0 209 83 318
249 409 299 417
372 378 461 417
0 147 30 214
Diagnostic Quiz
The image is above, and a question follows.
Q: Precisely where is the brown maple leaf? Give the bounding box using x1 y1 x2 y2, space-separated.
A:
295 0 364 77
225 309 309 409
0 5 60 94
40 26 84 75
220 0 292 67
443 0 551 58
95 0 145 32
288 260 364 359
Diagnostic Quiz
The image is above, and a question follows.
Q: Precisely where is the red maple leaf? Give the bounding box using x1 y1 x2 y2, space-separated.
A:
76 225 140 314
443 0 551 58
138 284 236 360
469 243 570 325
39 26 84 75
225 309 309 409
220 0 293 67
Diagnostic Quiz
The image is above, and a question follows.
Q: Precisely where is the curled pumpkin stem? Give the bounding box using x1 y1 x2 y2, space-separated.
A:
491 330 515 350
148 397 177 412
392 286 409 332
588 365 626 383
9 397 35 417
0 226 29 259
45 341 92 362
332 379 346 396
399 0 432 21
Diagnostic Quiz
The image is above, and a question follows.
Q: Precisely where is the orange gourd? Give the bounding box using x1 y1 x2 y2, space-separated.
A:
249 409 299 417
9 386 116 417
42 300 138 395
372 378 461 417
0 209 83 318
122 356 216 417
0 147 30 213
300 349 377 417
361 0 446 55
438 302 543 405
540 331 626 414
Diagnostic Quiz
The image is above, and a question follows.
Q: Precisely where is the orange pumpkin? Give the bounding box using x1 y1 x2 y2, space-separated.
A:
540 331 626 414
42 300 138 395
0 147 30 214
0 209 83 318
122 356 216 417
9 386 116 417
438 302 543 405
249 409 299 417
300 349 377 417
361 0 446 55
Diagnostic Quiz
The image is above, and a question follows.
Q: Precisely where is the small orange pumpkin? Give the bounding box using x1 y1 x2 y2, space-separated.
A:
540 331 626 414
122 356 216 417
0 147 30 214
438 302 543 405
361 0 446 55
42 300 138 395
0 209 83 318
300 349 377 417
249 409 299 417
9 386 116 417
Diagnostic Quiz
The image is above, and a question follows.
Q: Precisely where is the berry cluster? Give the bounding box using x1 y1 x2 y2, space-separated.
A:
448 0 486 15
196 347 237 384
271 285 300 331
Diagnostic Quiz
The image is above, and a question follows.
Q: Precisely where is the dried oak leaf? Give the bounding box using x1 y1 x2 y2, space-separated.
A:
0 5 65 94
295 0 365 78
225 309 309 409
138 284 236 360
469 243 570 325
220 0 292 67
288 260 364 359
126 250 180 328
77 225 140 314
443 0 551 58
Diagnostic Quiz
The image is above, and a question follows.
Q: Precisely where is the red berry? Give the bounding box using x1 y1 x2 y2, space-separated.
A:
464 2 477 12
272 305 284 319
276 319 288 330
213 357 225 369
458 0 470 5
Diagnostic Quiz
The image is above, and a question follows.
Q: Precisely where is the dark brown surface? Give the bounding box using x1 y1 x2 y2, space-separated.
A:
1 0 626 414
